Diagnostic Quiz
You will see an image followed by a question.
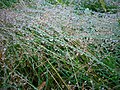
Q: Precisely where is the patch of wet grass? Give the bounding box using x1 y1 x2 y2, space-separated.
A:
0 0 120 89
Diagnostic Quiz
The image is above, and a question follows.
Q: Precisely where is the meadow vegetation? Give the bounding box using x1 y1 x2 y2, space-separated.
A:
0 0 120 90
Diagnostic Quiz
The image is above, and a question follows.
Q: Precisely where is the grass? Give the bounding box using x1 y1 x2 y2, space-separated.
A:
0 0 120 90
0 0 17 8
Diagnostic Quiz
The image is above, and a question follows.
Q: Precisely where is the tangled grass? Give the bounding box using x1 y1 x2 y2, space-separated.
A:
0 0 120 90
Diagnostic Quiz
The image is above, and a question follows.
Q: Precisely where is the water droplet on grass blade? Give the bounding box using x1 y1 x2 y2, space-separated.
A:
49 38 53 42
41 41 45 44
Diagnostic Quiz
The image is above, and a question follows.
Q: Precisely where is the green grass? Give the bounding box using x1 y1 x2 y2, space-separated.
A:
45 0 119 13
81 0 118 13
0 0 17 8
1 23 120 89
0 0 120 90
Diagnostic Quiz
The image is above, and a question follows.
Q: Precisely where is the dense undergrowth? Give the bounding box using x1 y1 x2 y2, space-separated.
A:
0 0 120 90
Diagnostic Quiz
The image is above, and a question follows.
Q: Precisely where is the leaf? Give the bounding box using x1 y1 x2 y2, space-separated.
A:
62 85 77 90
99 0 107 12
0 51 2 60
38 81 46 90
56 0 63 4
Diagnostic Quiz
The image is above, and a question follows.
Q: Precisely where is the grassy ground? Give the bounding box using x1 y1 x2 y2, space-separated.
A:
0 0 120 90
